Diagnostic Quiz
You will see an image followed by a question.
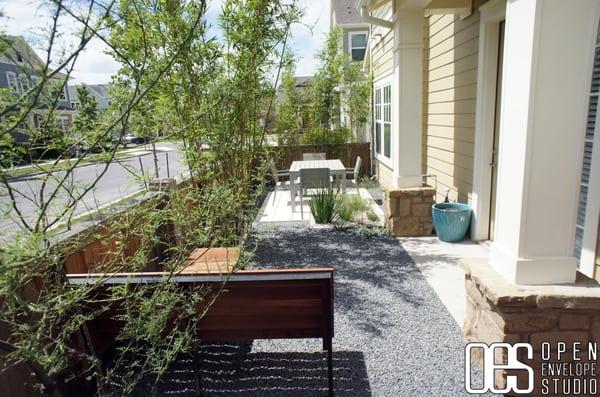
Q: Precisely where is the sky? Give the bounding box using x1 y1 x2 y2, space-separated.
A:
0 0 329 84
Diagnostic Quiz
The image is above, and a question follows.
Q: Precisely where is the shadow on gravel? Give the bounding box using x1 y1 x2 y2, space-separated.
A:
198 342 370 396
133 342 371 397
248 224 424 337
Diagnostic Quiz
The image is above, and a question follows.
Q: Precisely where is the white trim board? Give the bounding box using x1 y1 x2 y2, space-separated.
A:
471 0 506 241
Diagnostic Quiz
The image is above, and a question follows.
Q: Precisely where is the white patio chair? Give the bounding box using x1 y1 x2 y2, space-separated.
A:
346 156 362 188
302 152 326 161
270 161 290 188
331 156 361 192
299 167 331 218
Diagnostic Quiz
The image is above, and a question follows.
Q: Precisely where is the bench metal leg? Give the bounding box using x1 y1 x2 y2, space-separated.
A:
192 341 204 397
323 336 333 396
327 346 333 397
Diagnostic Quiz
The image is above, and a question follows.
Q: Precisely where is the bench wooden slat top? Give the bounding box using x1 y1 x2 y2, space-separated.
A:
66 267 334 284
179 247 239 275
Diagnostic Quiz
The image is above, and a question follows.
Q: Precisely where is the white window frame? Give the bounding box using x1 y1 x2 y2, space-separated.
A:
6 71 19 93
58 115 70 133
348 31 368 62
373 75 393 168
18 73 30 93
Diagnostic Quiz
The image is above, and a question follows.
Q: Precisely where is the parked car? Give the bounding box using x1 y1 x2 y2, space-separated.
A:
123 134 149 145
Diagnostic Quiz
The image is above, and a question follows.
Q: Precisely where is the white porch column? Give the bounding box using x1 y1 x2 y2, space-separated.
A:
392 7 423 188
489 0 599 284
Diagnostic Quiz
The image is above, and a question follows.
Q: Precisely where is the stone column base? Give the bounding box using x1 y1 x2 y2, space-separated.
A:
463 258 600 396
384 185 435 237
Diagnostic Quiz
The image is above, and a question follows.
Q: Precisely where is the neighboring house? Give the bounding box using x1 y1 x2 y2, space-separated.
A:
271 75 313 133
331 0 370 62
0 35 74 143
360 0 600 282
292 75 313 93
67 83 113 110
275 75 313 104
331 0 371 141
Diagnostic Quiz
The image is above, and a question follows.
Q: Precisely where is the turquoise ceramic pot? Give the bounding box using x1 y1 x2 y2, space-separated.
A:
432 202 472 242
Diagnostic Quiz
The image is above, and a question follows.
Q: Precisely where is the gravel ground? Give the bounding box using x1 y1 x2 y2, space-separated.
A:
200 222 488 396
134 222 489 396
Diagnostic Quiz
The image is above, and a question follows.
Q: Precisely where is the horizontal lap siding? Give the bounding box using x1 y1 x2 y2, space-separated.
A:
375 160 394 190
423 7 484 203
372 30 393 78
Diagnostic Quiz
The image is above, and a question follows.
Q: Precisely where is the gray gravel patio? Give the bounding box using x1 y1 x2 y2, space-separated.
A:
132 221 489 396
193 222 487 396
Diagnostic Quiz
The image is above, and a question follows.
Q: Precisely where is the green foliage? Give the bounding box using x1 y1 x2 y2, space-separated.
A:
308 27 345 130
0 0 301 395
358 224 388 237
301 126 352 145
309 188 341 224
341 63 372 141
337 194 370 222
366 209 379 222
72 85 101 148
275 55 306 146
296 27 371 143
358 176 379 188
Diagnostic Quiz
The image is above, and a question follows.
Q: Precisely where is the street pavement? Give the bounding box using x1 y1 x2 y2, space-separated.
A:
0 142 185 241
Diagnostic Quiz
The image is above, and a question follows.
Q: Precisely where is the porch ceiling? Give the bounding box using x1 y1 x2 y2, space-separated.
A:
424 0 472 19
356 0 472 17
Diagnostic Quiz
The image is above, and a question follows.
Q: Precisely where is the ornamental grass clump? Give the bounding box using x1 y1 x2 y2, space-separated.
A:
337 194 370 222
309 188 341 224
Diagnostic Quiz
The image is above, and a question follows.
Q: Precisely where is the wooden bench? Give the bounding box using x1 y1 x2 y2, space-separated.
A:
67 264 335 395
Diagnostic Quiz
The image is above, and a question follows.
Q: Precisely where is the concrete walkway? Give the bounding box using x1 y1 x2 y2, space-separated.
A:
397 237 489 328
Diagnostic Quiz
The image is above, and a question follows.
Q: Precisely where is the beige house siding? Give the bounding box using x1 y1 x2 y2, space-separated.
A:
371 28 394 78
370 2 394 187
375 160 395 190
423 7 485 203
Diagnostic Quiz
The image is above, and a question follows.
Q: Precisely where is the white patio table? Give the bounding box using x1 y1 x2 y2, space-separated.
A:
289 159 347 211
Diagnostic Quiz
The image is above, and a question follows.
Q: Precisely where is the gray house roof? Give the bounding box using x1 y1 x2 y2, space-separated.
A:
294 76 313 88
331 0 365 26
68 84 112 102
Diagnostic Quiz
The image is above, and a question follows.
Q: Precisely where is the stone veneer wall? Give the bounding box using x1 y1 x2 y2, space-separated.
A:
383 185 435 237
464 258 600 396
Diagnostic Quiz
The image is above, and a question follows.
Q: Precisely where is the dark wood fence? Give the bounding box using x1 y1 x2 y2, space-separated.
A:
0 193 174 396
272 142 371 177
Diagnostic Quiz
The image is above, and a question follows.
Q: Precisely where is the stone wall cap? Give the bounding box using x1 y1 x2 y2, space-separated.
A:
461 258 600 310
388 185 435 197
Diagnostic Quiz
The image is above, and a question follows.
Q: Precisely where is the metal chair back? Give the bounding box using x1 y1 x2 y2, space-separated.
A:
300 168 331 190
270 161 280 184
353 156 362 180
303 152 326 161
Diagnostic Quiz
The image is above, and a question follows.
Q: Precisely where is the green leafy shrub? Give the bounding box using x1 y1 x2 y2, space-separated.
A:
302 127 352 145
366 209 379 222
337 194 369 222
309 188 341 224
358 224 388 237
357 176 379 189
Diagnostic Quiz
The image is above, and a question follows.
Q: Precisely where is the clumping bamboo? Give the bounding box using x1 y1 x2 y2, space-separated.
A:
0 0 301 395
